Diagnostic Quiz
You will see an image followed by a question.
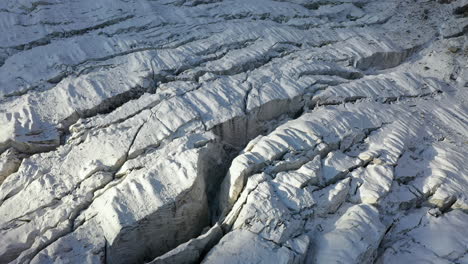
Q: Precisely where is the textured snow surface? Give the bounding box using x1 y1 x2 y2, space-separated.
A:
0 0 467 263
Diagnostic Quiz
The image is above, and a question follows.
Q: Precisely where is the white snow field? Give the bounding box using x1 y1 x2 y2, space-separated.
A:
0 0 467 263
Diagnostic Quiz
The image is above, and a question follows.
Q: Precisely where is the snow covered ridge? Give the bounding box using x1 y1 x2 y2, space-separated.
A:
0 0 467 263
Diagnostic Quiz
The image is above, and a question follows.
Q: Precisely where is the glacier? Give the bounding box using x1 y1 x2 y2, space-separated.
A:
0 0 467 263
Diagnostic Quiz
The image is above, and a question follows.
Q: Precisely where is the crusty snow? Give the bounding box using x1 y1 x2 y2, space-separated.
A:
0 0 467 263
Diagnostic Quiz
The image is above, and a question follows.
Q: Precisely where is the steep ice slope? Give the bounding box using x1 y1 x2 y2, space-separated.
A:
0 0 467 263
